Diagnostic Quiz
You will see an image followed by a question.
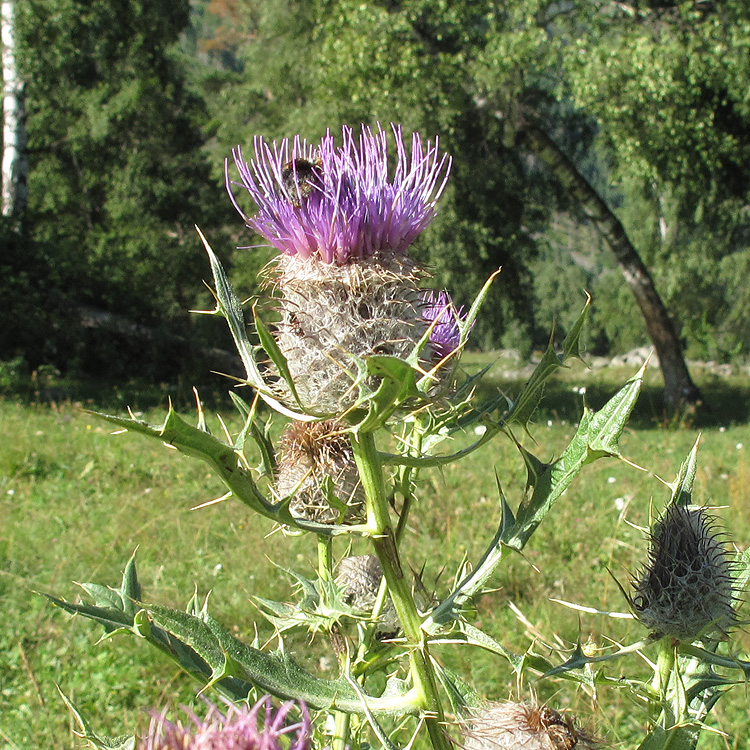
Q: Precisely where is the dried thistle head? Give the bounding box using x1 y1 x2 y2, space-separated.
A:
270 252 430 413
461 701 601 750
632 504 736 641
275 420 364 524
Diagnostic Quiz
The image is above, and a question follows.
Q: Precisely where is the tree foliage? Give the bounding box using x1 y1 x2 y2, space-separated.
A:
9 0 232 376
6 0 750 380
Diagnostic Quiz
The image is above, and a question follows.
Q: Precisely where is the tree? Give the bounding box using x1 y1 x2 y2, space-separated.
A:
1 0 27 221
563 1 750 367
308 0 704 406
10 0 233 377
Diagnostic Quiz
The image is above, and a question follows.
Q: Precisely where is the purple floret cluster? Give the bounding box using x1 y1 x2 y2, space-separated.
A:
228 124 451 264
423 290 467 361
141 696 311 750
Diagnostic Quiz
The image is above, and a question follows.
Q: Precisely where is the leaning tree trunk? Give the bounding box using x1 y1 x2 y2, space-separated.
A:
520 125 702 412
2 0 27 222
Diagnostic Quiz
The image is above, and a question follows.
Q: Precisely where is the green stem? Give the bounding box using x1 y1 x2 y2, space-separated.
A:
332 709 351 750
654 640 677 728
395 424 423 543
317 536 334 582
350 431 450 750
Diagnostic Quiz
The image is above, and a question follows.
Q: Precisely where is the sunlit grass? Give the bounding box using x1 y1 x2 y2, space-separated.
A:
2 360 750 748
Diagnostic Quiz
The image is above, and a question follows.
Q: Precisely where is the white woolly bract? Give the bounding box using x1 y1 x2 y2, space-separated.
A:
270 253 430 414
461 701 601 750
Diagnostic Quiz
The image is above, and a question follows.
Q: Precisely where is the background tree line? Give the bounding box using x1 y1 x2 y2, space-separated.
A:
2 0 750 406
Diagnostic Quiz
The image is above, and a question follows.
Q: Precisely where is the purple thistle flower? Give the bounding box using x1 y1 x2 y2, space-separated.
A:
141 696 311 750
422 290 466 360
227 124 451 264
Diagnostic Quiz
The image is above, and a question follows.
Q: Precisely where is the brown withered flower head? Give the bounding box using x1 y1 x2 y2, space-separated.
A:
461 701 601 750
275 420 364 524
632 504 736 642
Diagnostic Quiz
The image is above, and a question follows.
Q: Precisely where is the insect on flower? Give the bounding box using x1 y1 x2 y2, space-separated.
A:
281 156 323 207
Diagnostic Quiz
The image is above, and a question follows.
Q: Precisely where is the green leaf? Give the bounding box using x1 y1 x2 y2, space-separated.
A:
426 366 643 625
89 406 285 523
637 724 700 750
252 304 305 411
668 437 700 508
195 227 310 422
57 686 135 750
511 362 644 548
146 602 417 715
637 725 668 750
43 560 255 700
505 297 590 429
353 355 423 432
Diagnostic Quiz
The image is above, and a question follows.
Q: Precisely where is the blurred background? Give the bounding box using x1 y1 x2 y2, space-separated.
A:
3 0 750 397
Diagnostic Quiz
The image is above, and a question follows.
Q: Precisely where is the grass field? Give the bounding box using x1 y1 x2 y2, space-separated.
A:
2 356 750 749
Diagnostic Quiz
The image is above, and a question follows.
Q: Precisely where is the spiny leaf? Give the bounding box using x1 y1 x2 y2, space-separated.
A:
146 602 417 715
668 436 700 509
57 686 136 750
196 227 311 421
505 297 590 429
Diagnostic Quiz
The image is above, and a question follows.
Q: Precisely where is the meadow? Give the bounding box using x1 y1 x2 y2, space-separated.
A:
2 356 750 749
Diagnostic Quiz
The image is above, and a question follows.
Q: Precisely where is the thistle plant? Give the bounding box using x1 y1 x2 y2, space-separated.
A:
47 124 750 750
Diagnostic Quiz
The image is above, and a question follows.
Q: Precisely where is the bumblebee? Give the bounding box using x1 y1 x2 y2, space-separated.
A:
281 156 323 207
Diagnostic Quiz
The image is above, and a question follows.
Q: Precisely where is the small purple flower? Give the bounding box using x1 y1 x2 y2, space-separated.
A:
423 290 466 360
227 124 451 264
141 696 311 750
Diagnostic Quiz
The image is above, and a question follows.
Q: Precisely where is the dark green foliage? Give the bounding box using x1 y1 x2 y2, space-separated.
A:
11 0 235 378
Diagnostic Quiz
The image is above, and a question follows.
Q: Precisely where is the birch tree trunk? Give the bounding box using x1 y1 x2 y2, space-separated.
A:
2 0 27 221
520 125 702 411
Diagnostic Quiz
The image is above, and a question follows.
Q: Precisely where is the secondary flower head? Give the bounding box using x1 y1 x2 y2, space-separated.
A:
422 290 466 361
632 504 736 641
276 420 364 523
227 124 451 264
141 696 311 750
461 701 600 750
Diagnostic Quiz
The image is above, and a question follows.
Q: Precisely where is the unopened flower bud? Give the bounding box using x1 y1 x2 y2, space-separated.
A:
276 420 364 524
335 554 399 639
336 555 384 611
632 504 736 641
461 701 600 750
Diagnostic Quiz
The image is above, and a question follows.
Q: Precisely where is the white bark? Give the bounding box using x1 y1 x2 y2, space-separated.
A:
2 0 27 218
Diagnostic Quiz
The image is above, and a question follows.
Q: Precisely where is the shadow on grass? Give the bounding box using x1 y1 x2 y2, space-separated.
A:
4 365 750 430
473 377 750 430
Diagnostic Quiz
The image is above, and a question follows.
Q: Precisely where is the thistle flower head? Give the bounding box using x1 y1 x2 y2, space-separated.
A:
228 124 451 264
275 420 364 524
632 504 736 641
461 701 601 750
422 290 466 361
141 696 311 750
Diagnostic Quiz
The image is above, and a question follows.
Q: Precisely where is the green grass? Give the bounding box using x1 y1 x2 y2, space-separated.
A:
2 360 750 749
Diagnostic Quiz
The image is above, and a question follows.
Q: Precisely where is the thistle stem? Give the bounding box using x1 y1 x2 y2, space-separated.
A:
332 709 351 750
350 431 450 750
654 640 678 728
317 536 334 582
